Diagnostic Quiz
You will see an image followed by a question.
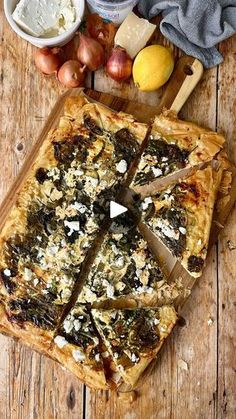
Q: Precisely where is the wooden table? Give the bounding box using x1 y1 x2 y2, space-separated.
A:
0 4 236 418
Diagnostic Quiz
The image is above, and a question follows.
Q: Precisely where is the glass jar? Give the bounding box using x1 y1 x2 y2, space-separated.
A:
86 0 139 25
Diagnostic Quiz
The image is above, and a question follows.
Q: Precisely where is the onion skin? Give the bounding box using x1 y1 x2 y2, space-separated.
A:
106 47 133 82
57 60 85 88
77 33 105 71
35 47 62 75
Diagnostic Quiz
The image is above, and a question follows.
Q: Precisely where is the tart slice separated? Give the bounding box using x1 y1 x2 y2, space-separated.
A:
51 304 108 389
92 306 178 387
78 212 181 308
139 166 223 277
131 111 225 192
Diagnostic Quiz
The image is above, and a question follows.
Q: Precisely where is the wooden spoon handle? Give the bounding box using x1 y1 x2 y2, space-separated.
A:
157 56 204 114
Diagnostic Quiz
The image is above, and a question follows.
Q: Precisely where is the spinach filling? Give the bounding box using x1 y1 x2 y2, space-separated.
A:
187 255 204 273
134 138 190 186
59 312 97 350
147 206 187 258
112 128 139 166
8 296 60 330
100 309 160 356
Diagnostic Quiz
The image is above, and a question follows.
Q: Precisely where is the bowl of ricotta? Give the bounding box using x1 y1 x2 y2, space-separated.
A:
4 0 85 47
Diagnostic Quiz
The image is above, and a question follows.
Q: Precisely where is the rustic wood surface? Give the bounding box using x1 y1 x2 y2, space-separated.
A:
0 3 236 418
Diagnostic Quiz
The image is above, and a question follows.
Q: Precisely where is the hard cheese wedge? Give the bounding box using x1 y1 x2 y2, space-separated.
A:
114 12 156 59
92 306 177 387
139 167 223 278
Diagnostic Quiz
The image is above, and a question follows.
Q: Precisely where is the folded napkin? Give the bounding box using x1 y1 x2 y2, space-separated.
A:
138 0 236 68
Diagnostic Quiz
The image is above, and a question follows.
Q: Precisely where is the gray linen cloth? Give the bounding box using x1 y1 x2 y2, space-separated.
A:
138 0 236 68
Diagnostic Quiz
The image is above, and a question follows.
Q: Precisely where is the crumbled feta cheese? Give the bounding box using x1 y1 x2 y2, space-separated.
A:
54 335 68 349
132 249 146 269
73 169 84 176
116 281 126 292
47 245 59 256
154 318 160 325
179 227 187 235
60 287 72 301
73 320 81 331
50 188 63 202
61 239 67 247
112 233 123 241
131 353 139 363
106 283 115 299
93 337 99 345
142 196 153 210
48 167 60 180
101 351 109 358
156 219 180 241
64 168 77 187
71 202 87 214
162 157 168 162
152 167 162 177
72 349 86 363
114 256 125 268
95 353 100 362
114 352 119 359
84 288 97 303
88 177 99 188
3 269 11 277
33 278 39 287
64 220 80 236
116 160 128 174
164 193 175 203
63 318 74 334
24 267 33 281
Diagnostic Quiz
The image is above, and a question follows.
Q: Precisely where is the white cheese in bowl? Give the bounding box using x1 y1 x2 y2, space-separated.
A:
12 0 76 38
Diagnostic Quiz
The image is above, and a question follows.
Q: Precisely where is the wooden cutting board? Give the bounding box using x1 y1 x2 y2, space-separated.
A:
0 54 235 392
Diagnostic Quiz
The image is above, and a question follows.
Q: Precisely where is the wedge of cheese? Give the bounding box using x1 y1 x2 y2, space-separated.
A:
114 12 156 59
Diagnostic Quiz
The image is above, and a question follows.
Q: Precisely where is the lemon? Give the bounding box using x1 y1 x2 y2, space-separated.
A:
133 45 174 92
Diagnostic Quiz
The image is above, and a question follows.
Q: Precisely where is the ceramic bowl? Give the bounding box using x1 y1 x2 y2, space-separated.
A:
4 0 85 47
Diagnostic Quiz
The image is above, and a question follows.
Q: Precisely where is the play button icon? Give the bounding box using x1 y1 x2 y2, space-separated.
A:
110 201 128 219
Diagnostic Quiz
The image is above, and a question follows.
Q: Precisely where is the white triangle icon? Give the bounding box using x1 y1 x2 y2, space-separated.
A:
110 201 128 219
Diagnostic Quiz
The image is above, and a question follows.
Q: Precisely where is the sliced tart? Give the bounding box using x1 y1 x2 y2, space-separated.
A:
139 167 223 277
92 306 177 387
131 111 225 192
51 304 108 389
78 213 180 308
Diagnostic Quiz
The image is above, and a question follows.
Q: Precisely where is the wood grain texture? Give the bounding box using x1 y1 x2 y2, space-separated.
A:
0 1 236 417
217 37 236 419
